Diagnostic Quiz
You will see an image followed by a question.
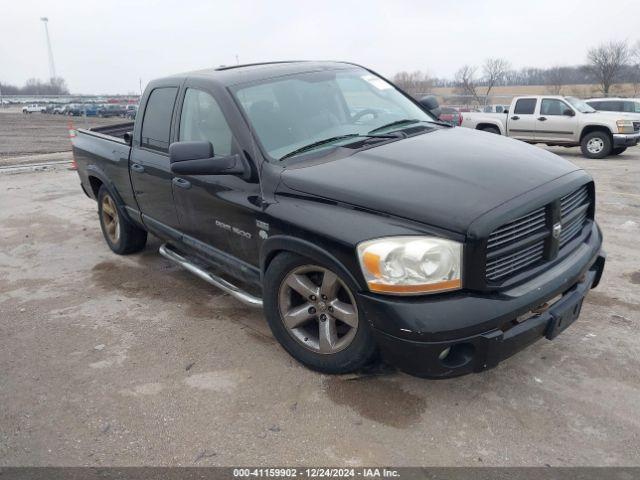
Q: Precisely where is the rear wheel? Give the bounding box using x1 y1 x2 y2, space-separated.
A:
481 126 500 135
97 186 147 254
581 131 612 159
263 253 377 374
611 147 627 155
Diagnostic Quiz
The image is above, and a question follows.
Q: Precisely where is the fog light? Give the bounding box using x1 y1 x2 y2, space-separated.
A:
438 347 451 360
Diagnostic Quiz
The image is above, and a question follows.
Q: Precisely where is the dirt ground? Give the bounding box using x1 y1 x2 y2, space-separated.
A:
0 107 124 163
0 124 639 465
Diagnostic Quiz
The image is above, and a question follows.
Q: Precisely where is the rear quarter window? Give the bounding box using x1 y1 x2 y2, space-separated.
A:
141 87 178 153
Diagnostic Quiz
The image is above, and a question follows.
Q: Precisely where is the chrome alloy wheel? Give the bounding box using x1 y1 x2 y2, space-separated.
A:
586 137 605 154
278 265 358 354
101 194 120 244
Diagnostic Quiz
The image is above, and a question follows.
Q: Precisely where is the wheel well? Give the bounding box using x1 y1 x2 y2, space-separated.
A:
580 125 612 142
260 237 365 291
88 176 103 198
476 123 500 132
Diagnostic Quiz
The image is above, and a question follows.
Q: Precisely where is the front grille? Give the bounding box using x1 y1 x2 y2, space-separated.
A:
485 185 592 282
486 207 546 281
559 185 589 248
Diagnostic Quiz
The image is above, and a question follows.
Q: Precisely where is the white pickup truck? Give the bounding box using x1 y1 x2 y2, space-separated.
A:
21 104 46 114
460 95 640 158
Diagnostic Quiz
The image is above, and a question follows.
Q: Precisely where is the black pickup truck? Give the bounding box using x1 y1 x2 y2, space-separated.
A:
72 61 605 378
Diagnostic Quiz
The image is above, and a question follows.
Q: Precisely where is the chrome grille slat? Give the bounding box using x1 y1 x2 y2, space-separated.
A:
486 244 544 280
487 220 546 248
485 184 591 282
561 189 588 216
486 243 543 271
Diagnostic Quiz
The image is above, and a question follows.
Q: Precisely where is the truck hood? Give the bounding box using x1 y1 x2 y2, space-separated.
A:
280 127 580 233
586 111 640 121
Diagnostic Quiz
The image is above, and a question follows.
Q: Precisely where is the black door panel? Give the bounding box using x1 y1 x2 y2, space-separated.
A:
130 86 180 229
172 85 261 266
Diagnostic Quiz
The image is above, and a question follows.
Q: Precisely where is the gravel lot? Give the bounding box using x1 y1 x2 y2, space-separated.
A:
0 111 639 466
0 107 124 165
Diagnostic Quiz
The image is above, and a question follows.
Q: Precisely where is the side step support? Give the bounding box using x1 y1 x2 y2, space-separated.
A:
159 244 263 308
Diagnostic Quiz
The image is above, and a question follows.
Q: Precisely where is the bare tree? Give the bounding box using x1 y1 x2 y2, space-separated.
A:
482 58 510 101
586 40 630 96
393 70 432 97
544 66 568 94
631 41 640 96
454 65 482 105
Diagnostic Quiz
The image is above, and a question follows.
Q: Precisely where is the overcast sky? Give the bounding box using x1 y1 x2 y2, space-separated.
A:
2 0 639 94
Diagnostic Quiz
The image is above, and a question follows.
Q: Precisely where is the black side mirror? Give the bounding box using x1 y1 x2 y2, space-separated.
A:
169 141 244 175
419 95 441 118
563 109 575 117
123 132 133 145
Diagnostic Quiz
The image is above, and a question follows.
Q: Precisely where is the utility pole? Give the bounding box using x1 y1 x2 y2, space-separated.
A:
40 17 57 80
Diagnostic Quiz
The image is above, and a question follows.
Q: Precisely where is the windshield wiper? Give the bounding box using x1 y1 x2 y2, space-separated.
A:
368 119 423 134
278 134 397 161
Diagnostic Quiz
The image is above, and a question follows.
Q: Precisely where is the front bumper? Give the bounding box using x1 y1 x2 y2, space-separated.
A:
613 132 640 148
359 224 605 378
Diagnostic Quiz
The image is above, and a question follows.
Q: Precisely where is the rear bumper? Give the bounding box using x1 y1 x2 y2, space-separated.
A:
613 132 640 148
359 224 604 378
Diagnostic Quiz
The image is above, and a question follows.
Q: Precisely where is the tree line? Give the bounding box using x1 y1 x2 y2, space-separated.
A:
0 77 70 96
394 39 640 101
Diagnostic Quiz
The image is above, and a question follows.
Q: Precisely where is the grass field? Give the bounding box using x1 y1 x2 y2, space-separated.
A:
430 83 640 105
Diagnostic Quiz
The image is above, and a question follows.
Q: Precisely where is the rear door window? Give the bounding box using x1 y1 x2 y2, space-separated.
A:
622 101 640 113
591 100 620 112
513 98 537 115
141 87 178 153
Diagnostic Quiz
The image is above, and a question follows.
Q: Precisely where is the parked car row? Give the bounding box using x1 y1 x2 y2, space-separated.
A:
22 102 138 118
434 96 640 158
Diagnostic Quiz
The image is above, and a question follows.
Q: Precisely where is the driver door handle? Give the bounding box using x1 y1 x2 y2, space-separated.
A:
538 116 547 121
511 115 520 120
130 163 145 173
172 177 191 189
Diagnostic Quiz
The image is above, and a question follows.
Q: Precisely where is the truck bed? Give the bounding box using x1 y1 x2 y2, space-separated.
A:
72 121 137 210
78 122 135 144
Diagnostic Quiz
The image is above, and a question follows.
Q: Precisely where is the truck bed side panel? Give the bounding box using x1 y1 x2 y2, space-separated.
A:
72 129 137 212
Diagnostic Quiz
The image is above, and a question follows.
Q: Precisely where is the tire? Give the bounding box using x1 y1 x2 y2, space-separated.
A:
263 252 377 374
97 186 147 255
481 126 500 135
580 131 612 159
611 147 627 155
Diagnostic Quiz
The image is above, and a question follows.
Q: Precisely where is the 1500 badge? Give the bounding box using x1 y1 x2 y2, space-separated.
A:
215 220 252 239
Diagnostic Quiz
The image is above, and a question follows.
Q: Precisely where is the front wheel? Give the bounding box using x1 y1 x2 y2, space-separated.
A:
263 253 377 374
97 186 147 255
581 131 612 159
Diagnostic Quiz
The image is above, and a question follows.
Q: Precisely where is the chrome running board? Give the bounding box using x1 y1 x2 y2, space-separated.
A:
159 244 263 308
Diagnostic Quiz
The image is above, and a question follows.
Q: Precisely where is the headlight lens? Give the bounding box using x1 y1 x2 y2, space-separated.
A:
357 236 462 295
617 120 634 134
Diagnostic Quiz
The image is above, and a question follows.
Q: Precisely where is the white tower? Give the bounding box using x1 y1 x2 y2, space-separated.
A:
40 17 57 80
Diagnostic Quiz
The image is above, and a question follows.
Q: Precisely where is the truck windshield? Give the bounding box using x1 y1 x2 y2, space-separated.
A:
232 68 434 160
565 97 596 113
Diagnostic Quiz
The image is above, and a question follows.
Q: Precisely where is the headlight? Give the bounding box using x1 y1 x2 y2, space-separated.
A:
617 120 634 134
357 236 462 295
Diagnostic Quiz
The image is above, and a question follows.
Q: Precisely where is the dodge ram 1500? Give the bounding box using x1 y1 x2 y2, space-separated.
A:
72 61 605 378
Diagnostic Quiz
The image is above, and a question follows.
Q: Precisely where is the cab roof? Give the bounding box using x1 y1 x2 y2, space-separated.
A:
167 61 363 87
